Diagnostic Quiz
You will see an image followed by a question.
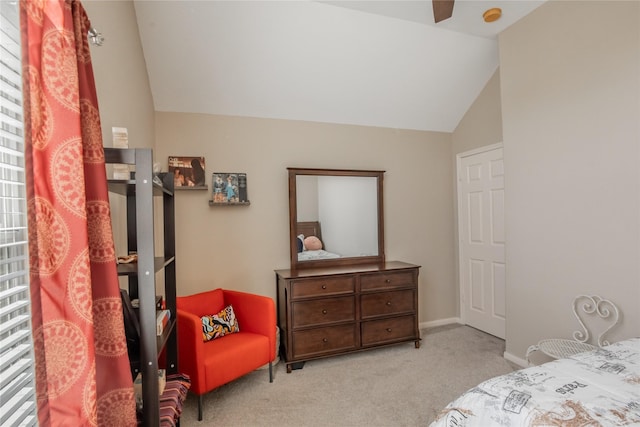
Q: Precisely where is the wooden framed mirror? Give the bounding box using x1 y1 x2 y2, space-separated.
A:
288 167 385 269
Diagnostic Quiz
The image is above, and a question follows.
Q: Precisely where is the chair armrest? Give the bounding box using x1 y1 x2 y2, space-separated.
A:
176 309 206 394
223 290 276 359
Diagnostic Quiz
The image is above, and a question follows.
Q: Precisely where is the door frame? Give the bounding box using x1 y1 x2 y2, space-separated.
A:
456 142 504 329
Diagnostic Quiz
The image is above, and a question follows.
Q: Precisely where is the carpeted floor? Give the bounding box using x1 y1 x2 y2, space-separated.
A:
179 324 517 426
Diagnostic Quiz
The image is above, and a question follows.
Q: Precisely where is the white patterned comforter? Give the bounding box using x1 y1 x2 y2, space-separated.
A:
297 249 341 261
430 338 640 427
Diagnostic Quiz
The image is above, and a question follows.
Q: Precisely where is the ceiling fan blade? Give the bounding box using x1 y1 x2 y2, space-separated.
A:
432 0 454 23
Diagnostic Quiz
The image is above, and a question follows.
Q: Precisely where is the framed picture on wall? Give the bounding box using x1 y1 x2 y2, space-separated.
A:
168 156 207 189
210 173 250 205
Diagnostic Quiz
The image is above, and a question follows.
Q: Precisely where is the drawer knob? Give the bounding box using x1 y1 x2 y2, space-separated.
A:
386 328 392 333
322 284 327 289
322 309 328 314
386 301 392 306
385 279 391 283
323 338 328 343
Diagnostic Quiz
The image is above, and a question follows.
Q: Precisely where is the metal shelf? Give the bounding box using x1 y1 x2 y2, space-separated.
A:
106 148 178 427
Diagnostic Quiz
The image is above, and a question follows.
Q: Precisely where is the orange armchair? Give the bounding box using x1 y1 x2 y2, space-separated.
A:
177 288 276 420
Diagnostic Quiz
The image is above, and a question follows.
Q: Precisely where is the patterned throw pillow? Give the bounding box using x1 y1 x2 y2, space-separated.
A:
201 305 240 342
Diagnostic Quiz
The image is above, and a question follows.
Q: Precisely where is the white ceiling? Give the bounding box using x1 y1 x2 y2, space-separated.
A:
133 0 545 132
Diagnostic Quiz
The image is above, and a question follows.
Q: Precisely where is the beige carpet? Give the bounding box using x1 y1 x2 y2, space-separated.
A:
179 324 517 426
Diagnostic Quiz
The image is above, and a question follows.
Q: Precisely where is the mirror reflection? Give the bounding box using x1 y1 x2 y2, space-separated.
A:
288 168 385 269
296 175 378 261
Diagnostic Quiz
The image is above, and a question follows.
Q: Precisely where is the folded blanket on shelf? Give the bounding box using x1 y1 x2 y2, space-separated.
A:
159 373 191 427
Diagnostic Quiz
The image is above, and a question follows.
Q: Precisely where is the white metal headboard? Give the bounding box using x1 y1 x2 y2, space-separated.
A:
572 295 620 347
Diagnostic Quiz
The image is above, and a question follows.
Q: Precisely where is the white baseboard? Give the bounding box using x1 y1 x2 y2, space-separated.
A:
419 317 462 330
503 351 528 368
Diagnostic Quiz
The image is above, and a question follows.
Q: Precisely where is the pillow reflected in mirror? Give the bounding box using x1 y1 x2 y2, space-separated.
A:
304 236 322 251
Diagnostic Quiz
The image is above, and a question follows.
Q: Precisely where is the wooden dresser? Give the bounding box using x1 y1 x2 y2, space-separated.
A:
275 261 420 372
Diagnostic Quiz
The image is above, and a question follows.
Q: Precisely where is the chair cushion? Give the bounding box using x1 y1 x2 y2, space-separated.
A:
201 332 271 389
202 305 240 341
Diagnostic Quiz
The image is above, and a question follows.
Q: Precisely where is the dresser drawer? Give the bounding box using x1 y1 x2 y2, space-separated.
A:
292 324 357 358
291 276 355 299
292 296 355 328
361 315 416 347
360 270 415 291
360 289 415 319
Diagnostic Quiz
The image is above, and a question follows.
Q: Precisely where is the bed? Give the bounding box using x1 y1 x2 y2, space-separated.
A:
430 337 640 426
296 221 341 261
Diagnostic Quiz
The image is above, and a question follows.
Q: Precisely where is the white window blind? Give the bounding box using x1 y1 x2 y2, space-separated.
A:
0 2 38 426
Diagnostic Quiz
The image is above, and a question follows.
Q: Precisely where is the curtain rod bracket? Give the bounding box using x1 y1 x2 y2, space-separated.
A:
88 28 104 46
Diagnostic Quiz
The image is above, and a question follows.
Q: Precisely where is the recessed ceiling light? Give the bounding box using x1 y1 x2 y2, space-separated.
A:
483 7 502 23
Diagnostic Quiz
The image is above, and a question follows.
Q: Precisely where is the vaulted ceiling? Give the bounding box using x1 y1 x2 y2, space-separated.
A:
133 1 545 132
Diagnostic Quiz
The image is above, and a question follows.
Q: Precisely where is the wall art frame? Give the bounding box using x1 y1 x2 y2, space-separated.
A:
209 172 250 206
168 156 207 190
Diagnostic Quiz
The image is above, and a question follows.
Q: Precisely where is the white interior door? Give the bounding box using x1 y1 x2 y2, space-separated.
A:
457 144 505 339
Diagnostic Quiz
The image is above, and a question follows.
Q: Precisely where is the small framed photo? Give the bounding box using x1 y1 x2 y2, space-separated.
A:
168 156 206 189
211 173 249 204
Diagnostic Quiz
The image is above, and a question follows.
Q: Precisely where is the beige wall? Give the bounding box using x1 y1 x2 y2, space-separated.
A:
452 69 503 155
84 0 155 149
500 0 640 361
153 113 456 324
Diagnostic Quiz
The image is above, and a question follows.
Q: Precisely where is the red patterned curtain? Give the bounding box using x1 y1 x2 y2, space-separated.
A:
20 1 137 425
